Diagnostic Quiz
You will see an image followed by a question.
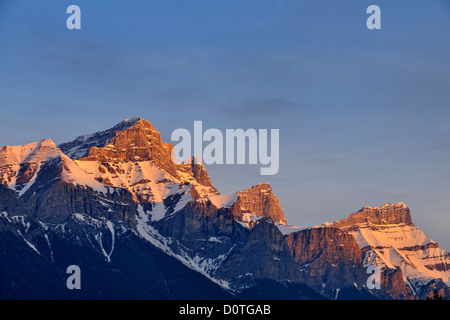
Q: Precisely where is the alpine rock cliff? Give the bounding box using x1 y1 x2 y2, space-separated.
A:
332 203 450 299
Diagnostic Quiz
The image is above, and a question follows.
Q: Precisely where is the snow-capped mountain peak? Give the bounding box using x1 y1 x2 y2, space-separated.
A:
0 139 60 166
0 138 108 196
332 203 450 296
58 117 145 160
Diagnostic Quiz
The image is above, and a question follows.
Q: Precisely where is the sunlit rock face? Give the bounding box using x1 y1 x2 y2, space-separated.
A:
332 203 450 300
235 183 287 225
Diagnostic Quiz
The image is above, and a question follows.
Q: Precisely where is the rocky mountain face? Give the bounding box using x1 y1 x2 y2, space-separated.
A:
331 203 450 300
0 118 312 299
58 117 143 160
235 183 287 226
71 119 218 213
380 267 413 300
1 118 449 300
0 185 29 217
333 202 413 228
0 139 60 188
0 139 136 225
216 219 302 289
285 226 372 299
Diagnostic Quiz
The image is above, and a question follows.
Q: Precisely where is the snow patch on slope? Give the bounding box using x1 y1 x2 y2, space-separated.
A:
135 205 232 291
208 194 238 209
343 222 450 288
277 224 306 235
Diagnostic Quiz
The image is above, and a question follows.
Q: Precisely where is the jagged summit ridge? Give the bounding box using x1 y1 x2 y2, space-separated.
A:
58 117 144 160
0 137 139 225
357 202 409 215
0 139 105 194
0 139 61 195
78 118 178 177
333 202 413 228
60 118 216 191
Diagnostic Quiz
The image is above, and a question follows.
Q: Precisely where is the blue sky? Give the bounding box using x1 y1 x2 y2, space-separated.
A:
1 1 450 248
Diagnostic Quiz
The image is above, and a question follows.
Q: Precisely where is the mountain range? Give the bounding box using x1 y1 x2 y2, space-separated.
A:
1 117 449 300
